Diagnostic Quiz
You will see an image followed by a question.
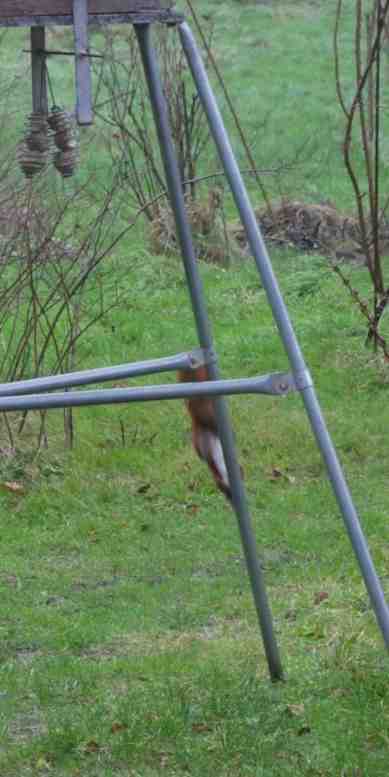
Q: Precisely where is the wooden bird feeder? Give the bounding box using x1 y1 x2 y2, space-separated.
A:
0 1 179 125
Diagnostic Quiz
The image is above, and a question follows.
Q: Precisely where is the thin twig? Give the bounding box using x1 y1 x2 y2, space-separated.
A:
331 262 389 359
185 0 273 217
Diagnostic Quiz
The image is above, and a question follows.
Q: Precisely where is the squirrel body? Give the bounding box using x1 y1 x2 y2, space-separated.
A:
178 366 232 501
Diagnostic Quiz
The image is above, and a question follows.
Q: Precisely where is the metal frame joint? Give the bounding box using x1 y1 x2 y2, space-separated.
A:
268 372 296 396
187 347 217 370
293 368 313 392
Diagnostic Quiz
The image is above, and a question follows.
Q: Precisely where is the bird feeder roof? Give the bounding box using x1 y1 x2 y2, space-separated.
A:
0 1 178 27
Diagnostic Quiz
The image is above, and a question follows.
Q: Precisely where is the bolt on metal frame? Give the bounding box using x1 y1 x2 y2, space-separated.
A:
0 10 388 682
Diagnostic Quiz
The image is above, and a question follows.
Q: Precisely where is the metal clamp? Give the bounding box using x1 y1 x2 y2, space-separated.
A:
187 347 217 370
293 368 313 392
268 373 297 396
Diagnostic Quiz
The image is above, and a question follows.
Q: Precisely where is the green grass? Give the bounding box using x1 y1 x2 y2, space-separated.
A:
1 249 389 776
1 1 389 775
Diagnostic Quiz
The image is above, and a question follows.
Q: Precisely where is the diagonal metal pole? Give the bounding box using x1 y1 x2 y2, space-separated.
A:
135 23 283 681
179 21 389 649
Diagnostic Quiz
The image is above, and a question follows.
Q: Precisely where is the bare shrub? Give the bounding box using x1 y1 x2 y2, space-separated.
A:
149 186 247 265
94 25 211 212
334 0 389 356
0 165 140 448
92 24 248 265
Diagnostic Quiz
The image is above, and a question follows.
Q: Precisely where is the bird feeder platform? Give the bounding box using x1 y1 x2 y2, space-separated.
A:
0 1 179 27
0 2 180 125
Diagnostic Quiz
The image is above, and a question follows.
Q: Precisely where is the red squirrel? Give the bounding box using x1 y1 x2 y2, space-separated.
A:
178 365 233 501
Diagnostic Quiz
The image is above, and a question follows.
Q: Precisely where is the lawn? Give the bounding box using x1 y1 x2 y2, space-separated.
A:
1 1 389 775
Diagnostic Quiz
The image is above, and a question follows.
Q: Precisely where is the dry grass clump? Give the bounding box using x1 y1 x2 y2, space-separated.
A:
231 199 373 262
149 188 247 266
148 196 389 267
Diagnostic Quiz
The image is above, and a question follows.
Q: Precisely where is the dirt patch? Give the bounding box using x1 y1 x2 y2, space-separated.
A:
79 619 259 661
15 644 44 665
7 707 47 742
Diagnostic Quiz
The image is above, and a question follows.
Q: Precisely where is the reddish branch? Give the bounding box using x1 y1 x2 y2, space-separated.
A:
334 0 389 352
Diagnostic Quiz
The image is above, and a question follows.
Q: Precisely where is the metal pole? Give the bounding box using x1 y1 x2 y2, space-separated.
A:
179 21 389 649
0 351 200 397
135 23 283 681
0 373 294 413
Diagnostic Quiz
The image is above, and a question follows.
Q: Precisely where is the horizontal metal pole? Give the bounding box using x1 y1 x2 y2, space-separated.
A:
0 351 204 397
0 372 295 412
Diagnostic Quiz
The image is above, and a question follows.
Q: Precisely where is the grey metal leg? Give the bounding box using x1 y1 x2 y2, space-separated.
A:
135 23 284 681
179 21 389 649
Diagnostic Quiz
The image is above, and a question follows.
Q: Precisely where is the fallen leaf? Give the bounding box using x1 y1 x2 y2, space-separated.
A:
268 467 284 480
111 721 128 734
2 480 25 494
84 739 100 754
191 722 213 734
185 503 200 515
267 468 296 484
286 703 305 717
